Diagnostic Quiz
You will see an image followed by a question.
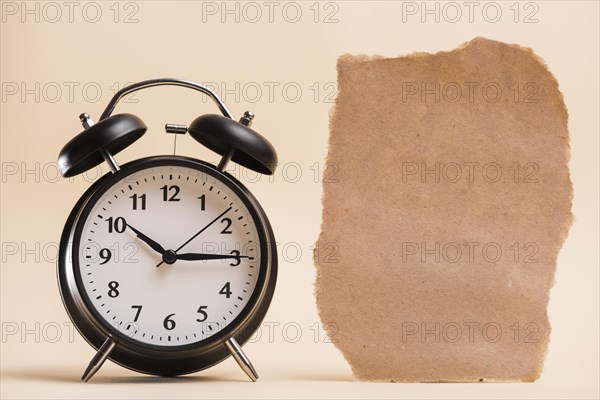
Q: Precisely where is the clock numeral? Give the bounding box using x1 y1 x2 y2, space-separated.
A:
99 248 112 265
131 305 142 322
108 281 120 298
220 218 233 234
198 194 206 210
229 250 241 267
219 282 232 298
196 306 208 322
160 185 181 202
129 193 146 210
106 216 126 233
163 313 176 330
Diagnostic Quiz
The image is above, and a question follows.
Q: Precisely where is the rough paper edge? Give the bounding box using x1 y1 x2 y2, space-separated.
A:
314 36 574 382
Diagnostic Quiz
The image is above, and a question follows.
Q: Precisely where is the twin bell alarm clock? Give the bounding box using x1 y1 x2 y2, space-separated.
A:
56 78 278 382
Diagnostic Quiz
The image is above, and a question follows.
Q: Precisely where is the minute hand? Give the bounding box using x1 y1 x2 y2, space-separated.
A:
177 253 249 261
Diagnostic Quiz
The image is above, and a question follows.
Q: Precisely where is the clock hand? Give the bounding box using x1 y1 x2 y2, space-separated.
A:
177 252 250 261
126 224 166 255
156 206 232 267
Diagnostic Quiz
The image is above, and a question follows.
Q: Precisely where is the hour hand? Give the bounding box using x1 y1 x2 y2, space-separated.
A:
126 224 166 255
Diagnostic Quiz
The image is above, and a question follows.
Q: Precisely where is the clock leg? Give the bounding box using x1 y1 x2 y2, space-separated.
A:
225 337 259 382
81 337 116 382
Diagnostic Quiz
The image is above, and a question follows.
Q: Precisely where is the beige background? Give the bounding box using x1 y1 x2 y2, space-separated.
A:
0 1 598 398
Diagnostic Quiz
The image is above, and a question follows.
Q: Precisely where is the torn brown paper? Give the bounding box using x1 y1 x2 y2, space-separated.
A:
315 37 572 382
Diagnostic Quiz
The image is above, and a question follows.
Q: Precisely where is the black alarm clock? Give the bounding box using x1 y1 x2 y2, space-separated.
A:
56 78 278 382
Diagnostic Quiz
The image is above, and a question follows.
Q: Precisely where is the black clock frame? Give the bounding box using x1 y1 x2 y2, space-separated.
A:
58 156 277 376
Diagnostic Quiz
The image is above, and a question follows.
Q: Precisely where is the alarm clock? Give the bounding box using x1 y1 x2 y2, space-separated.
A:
56 78 278 382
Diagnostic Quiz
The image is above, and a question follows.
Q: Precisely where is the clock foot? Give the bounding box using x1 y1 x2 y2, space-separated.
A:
225 337 258 382
81 337 116 382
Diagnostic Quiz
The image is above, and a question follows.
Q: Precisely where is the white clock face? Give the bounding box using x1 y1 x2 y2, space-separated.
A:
75 162 262 347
